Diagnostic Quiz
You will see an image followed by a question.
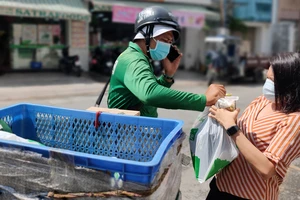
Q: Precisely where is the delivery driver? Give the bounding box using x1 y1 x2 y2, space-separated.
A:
107 6 226 117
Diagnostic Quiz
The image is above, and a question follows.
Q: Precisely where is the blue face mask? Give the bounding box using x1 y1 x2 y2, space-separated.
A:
263 78 275 102
149 38 171 61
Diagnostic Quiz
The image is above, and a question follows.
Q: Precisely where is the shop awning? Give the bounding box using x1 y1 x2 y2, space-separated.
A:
91 0 220 21
0 0 91 21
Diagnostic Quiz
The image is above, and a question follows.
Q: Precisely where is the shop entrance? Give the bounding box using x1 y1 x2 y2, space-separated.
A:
4 16 67 71
90 11 134 50
0 16 11 74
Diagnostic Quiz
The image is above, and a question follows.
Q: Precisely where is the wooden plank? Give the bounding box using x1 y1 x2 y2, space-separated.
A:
86 107 140 116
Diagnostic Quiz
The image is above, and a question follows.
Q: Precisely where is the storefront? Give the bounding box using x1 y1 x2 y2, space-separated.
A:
0 0 91 72
88 0 219 70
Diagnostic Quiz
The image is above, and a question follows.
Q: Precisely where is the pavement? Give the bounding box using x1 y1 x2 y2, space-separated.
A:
0 70 299 200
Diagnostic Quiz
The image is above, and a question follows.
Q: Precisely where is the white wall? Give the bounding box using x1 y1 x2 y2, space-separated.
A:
261 25 272 55
287 22 295 52
182 28 205 70
246 22 272 55
254 27 262 55
12 50 31 69
69 48 89 71
270 21 296 53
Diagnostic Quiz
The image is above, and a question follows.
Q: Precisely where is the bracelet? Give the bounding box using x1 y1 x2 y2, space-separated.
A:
163 73 174 80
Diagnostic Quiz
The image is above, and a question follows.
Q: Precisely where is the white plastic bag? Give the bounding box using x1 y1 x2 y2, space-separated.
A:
189 97 239 183
0 131 44 146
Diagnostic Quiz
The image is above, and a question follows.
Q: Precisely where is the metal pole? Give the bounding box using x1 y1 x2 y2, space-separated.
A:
220 0 225 27
224 0 227 27
270 0 279 54
95 78 110 107
272 0 278 24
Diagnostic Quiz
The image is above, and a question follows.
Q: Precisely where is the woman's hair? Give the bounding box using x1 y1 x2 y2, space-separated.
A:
270 52 300 113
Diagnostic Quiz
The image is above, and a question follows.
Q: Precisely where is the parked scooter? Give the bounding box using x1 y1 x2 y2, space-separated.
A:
59 47 82 77
90 47 119 75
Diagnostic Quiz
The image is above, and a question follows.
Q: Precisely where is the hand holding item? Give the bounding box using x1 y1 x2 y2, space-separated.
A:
162 45 183 77
208 105 240 130
205 84 226 106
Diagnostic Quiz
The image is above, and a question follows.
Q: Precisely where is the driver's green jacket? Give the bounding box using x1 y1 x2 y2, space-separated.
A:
107 42 206 117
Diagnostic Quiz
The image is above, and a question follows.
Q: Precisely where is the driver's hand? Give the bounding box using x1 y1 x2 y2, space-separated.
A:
205 84 226 106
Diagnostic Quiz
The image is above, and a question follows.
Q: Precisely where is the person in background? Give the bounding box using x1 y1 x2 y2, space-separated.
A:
207 52 300 200
108 6 226 117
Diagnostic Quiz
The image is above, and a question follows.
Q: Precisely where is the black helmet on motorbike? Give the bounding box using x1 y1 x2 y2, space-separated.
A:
134 6 180 42
134 6 180 58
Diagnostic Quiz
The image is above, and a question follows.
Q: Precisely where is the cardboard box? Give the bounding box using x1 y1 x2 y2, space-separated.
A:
86 107 140 116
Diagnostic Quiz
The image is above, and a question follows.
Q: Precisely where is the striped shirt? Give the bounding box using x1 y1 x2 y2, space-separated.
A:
216 96 300 200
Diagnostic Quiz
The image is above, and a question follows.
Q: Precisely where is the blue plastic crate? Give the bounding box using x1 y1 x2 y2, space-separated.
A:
0 103 183 185
30 61 42 69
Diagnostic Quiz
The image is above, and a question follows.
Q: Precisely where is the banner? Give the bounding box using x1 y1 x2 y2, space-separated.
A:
112 5 142 24
112 5 205 29
0 8 90 21
13 24 22 45
22 24 37 44
38 25 52 45
173 11 205 29
52 25 61 36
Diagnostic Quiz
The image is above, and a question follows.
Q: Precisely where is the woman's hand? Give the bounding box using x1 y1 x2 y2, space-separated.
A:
209 105 240 129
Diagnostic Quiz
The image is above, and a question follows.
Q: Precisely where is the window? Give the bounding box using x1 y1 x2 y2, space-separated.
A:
256 3 271 13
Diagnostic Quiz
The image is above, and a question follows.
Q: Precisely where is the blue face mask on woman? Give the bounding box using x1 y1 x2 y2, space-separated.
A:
262 78 275 102
149 38 171 61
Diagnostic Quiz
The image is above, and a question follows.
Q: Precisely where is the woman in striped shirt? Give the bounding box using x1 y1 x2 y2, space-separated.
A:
207 52 300 200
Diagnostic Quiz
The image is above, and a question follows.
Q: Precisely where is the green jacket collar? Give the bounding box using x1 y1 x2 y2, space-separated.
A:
129 42 151 61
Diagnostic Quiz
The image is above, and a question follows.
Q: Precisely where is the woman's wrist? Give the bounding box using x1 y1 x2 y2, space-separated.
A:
231 129 242 139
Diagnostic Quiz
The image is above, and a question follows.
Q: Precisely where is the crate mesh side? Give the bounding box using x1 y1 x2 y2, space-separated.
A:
35 112 164 162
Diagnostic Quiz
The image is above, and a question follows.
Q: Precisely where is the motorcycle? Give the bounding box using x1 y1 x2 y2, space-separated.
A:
90 47 118 76
59 47 82 77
